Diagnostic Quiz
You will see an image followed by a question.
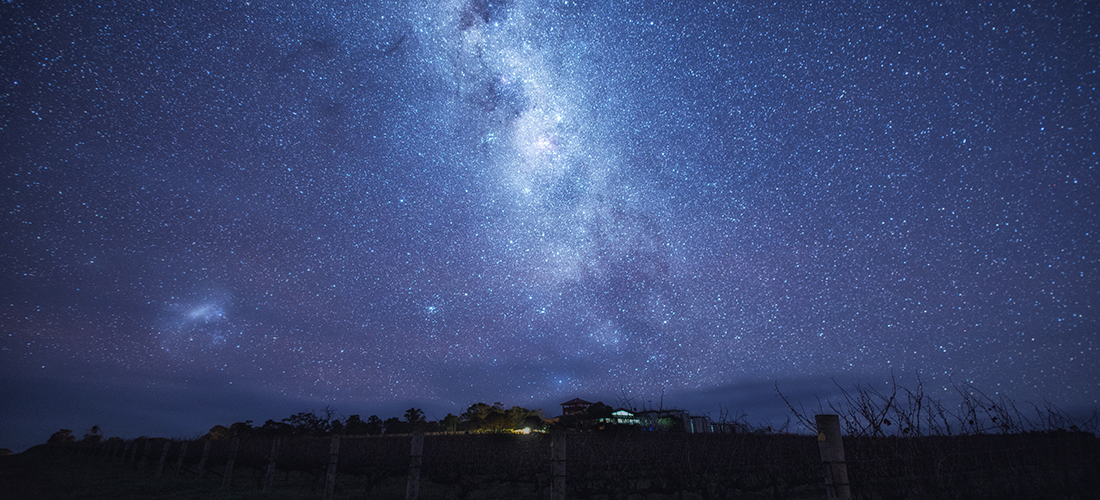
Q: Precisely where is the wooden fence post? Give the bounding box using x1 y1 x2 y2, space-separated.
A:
221 437 240 488
121 441 134 466
127 440 136 468
133 439 146 470
551 431 566 500
816 414 851 500
324 434 341 500
196 440 212 480
174 440 189 477
263 437 280 492
406 433 424 500
155 440 171 478
105 440 117 462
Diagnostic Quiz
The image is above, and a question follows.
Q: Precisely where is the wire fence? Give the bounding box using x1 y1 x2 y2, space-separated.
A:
59 426 1099 499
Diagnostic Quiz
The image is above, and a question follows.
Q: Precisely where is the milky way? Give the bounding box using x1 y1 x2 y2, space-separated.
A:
1 0 1096 450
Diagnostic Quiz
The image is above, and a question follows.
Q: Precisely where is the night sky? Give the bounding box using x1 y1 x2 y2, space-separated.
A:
2 0 1097 452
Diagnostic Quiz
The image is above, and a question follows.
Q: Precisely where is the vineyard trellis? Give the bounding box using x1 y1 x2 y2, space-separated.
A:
52 420 1099 500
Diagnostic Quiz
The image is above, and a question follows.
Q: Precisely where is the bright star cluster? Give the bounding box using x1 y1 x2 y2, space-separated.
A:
1 0 1096 450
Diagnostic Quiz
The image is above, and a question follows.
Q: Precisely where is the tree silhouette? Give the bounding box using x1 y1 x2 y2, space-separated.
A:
329 418 345 435
229 421 254 437
284 411 327 435
383 416 408 434
404 407 426 431
258 419 294 436
81 425 102 444
365 415 383 435
461 402 495 422
48 429 75 444
441 413 460 432
483 409 513 432
206 425 231 440
345 415 371 435
522 413 547 431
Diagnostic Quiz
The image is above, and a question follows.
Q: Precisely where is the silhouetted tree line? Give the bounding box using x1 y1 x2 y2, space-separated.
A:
47 425 102 446
40 399 649 451
195 401 573 441
192 400 641 440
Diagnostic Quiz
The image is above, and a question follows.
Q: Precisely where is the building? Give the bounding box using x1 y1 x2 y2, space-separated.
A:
637 409 693 432
560 398 593 416
600 409 642 426
690 415 713 433
558 397 745 434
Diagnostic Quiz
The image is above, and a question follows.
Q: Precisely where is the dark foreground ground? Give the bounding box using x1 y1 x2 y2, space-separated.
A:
4 430 1099 500
0 451 323 500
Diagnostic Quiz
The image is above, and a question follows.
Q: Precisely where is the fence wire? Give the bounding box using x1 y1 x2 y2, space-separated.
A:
65 429 1099 499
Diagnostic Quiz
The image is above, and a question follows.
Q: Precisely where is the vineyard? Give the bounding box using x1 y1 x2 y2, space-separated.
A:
38 426 1100 500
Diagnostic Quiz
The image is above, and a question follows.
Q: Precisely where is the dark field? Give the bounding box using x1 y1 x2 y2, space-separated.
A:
4 430 1098 500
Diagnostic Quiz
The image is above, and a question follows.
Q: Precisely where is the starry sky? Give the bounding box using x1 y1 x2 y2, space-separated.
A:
1 0 1097 452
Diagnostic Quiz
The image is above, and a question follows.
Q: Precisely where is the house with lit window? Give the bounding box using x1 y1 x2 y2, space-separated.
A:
559 397 746 433
600 409 642 426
